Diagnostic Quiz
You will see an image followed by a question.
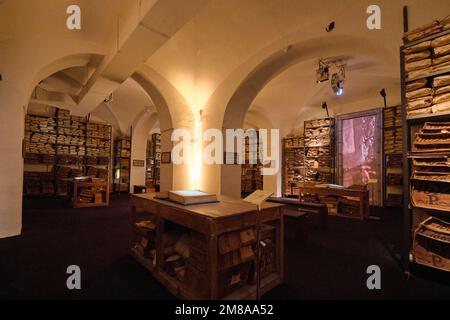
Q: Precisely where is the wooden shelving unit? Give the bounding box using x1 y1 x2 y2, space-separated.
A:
282 136 305 197
401 13 450 273
146 133 161 191
383 106 404 207
304 118 335 185
241 132 263 198
114 137 131 193
282 118 335 207
23 108 112 199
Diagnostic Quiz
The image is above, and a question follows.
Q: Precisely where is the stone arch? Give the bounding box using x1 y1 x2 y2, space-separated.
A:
201 34 397 197
132 65 195 191
0 49 106 238
130 110 159 192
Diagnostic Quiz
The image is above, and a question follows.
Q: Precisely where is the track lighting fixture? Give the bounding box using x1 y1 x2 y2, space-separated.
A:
316 60 329 83
331 65 345 96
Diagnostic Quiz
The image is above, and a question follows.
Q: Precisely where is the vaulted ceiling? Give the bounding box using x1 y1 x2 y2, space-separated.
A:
9 0 450 134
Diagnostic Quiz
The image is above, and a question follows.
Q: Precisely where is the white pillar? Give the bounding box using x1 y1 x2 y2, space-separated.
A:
0 85 27 238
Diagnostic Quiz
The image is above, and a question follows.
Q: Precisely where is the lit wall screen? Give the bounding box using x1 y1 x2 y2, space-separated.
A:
337 109 382 206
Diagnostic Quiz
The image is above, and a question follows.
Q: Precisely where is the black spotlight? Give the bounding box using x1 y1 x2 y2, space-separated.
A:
380 88 387 108
326 21 335 32
322 102 330 118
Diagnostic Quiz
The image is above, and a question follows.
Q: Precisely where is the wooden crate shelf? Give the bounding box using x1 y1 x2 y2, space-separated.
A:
130 193 284 300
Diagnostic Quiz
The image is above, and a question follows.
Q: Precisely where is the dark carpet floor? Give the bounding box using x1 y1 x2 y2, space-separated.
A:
0 195 449 300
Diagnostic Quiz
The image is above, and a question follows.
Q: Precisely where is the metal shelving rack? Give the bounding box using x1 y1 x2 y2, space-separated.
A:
23 108 112 199
304 117 335 185
382 105 404 207
401 9 450 272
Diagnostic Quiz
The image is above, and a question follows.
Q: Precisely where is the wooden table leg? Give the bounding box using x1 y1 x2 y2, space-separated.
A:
209 234 218 300
319 206 328 230
279 208 284 283
130 204 137 247
156 215 165 272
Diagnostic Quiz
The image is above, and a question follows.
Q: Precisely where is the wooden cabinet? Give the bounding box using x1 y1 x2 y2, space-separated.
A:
130 194 284 300
72 179 109 208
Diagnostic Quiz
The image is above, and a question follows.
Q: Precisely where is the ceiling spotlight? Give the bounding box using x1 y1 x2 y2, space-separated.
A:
316 60 329 83
331 65 345 96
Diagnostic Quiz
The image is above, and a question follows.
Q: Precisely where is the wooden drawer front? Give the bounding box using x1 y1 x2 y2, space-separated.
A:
216 213 255 235
259 207 280 222
133 197 159 214
159 206 211 235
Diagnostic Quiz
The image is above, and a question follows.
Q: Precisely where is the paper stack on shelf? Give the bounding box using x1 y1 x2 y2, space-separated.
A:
383 106 403 153
404 32 450 116
25 115 56 133
58 155 82 165
26 142 56 155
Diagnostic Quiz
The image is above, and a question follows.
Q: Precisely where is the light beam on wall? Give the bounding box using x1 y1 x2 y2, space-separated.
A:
191 109 203 189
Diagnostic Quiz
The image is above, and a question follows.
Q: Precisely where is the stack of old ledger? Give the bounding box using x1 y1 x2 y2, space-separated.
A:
284 136 304 148
87 123 110 139
384 106 403 153
24 172 54 195
412 156 450 184
412 122 450 153
403 20 442 44
338 198 360 218
57 166 71 179
28 132 57 144
26 142 55 155
387 154 402 168
79 188 95 203
86 156 98 165
134 220 156 264
411 122 450 212
25 115 56 133
98 157 109 165
403 15 450 44
387 173 403 186
413 217 450 271
305 118 332 128
58 155 82 165
404 27 450 116
305 135 330 147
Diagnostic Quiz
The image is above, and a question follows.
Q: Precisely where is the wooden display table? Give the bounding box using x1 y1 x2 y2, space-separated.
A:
296 185 369 220
130 193 285 300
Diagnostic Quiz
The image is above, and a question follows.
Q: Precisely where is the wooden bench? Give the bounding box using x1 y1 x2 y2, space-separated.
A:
283 210 309 243
268 197 328 230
